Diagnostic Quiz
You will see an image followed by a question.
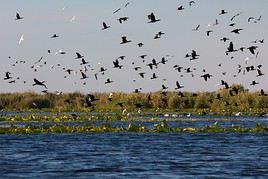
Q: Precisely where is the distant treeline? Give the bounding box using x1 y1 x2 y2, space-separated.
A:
1 84 268 113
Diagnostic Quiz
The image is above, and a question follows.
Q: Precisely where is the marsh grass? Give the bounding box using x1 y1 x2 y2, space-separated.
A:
0 84 268 113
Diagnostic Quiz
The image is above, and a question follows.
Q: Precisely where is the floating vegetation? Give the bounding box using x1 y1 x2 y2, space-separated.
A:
0 121 267 134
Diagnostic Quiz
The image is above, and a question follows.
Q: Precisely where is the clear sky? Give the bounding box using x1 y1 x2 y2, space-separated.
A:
1 0 268 93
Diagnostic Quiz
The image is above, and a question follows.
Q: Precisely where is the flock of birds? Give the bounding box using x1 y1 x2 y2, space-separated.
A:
2 1 267 109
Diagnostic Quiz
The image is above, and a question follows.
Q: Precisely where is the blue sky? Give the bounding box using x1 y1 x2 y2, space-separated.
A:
1 0 268 93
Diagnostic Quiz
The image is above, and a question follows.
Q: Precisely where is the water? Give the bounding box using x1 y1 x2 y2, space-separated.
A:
1 118 268 178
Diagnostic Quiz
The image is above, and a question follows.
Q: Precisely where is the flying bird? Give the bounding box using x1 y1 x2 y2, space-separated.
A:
175 81 184 90
148 12 160 23
118 17 129 23
15 12 23 20
189 1 195 6
201 73 213 81
177 6 185 11
192 24 200 31
75 52 84 59
33 78 47 89
247 46 258 54
105 78 113 84
231 28 243 34
102 22 110 30
4 72 12 80
219 9 228 15
19 35 24 45
120 36 132 44
80 70 88 79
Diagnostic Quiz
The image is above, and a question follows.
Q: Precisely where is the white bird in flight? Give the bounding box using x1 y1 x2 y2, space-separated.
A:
70 16 76 22
19 35 24 44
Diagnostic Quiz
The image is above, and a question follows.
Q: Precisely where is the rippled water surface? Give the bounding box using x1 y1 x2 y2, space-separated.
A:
1 118 268 178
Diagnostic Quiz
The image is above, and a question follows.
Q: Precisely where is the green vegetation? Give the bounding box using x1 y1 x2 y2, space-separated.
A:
0 84 268 114
0 121 267 134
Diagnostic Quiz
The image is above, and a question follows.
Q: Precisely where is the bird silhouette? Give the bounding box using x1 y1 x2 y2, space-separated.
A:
206 30 213 36
219 9 228 15
80 70 88 80
260 89 267 96
80 58 88 65
150 73 158 79
247 46 258 54
51 34 59 38
256 69 264 77
118 17 129 23
177 6 185 11
113 59 123 69
231 28 243 34
105 78 113 84
15 12 23 20
4 72 12 80
250 80 259 86
192 24 200 31
102 22 110 30
226 41 237 54
175 81 184 90
33 78 47 89
120 36 132 44
75 52 84 59
148 12 160 23
201 73 212 81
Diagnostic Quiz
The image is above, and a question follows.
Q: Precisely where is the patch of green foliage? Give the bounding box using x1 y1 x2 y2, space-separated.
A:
0 84 268 113
0 121 267 134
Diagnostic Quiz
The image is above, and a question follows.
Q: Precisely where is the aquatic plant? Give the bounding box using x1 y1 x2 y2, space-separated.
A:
0 121 267 134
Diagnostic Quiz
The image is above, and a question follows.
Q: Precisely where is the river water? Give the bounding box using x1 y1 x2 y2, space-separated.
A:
1 117 268 178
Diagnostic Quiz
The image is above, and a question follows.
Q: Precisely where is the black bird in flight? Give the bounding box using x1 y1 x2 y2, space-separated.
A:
80 70 88 79
113 8 121 14
226 41 237 54
118 17 129 23
177 5 185 11
219 9 228 15
250 80 259 86
15 12 23 20
75 52 84 59
33 78 47 89
231 28 243 34
87 94 99 102
260 89 267 96
120 36 132 44
113 59 123 69
150 73 158 80
256 69 264 77
192 24 200 31
138 72 145 78
80 58 88 65
162 84 168 90
51 34 59 38
137 42 144 47
99 67 107 74
175 81 184 90
220 37 229 42
247 46 258 54
148 12 160 23
206 30 213 36
191 50 199 60
4 72 12 80
105 78 113 84
102 22 110 30
201 73 212 81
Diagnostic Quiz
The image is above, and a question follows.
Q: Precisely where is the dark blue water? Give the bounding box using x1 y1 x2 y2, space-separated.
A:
1 131 268 178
